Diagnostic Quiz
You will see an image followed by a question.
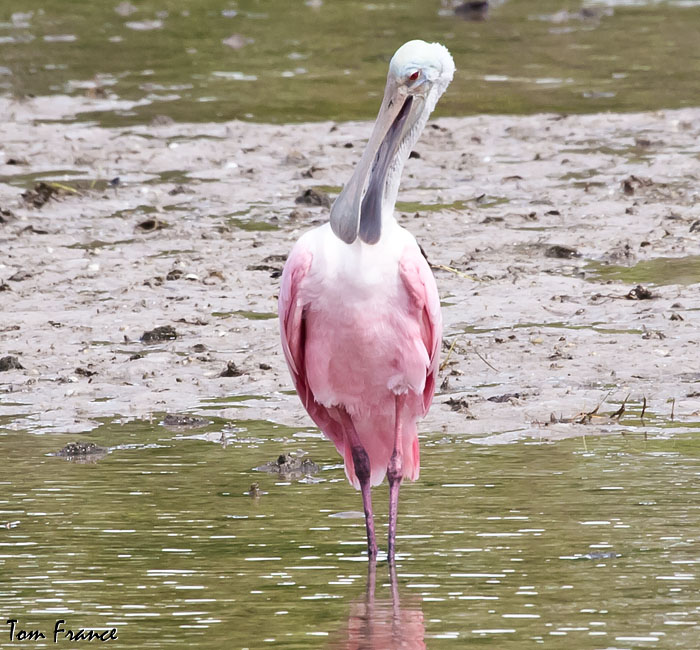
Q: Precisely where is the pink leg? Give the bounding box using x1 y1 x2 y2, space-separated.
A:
389 560 400 621
366 554 377 605
352 444 378 560
337 407 378 560
387 394 406 564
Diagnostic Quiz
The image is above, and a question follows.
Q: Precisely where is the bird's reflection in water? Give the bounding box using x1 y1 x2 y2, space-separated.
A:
328 561 425 649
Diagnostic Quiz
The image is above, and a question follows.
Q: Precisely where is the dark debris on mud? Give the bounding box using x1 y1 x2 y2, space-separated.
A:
444 397 476 419
487 392 523 403
21 182 61 208
621 175 653 196
162 413 210 429
141 325 178 343
546 245 580 259
53 441 108 462
7 270 31 282
219 361 243 377
247 253 287 278
626 285 654 300
0 355 24 371
255 452 320 479
546 394 628 426
295 188 331 208
136 217 169 232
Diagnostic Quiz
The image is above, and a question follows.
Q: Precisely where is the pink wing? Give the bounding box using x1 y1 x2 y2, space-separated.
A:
399 246 443 414
278 242 347 454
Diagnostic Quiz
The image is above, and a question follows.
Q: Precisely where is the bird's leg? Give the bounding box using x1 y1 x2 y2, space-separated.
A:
389 559 401 624
338 406 378 560
387 394 406 563
366 554 377 606
351 444 378 560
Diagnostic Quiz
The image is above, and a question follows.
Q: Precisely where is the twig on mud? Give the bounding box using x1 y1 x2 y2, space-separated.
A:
609 394 629 421
545 389 631 426
430 262 477 280
594 389 615 412
472 344 499 372
574 389 614 424
440 337 460 372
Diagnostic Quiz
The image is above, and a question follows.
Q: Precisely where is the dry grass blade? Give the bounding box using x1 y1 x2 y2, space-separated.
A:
47 181 81 195
610 394 629 421
473 345 499 372
430 263 477 280
439 337 460 372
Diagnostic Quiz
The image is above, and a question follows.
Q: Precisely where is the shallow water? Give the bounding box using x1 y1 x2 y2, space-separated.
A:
2 0 700 125
1 417 699 648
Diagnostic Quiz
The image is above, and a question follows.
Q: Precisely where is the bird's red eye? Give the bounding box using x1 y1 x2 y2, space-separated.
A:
409 71 420 81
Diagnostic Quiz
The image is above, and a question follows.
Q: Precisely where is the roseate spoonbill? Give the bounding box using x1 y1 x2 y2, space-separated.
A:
279 40 454 562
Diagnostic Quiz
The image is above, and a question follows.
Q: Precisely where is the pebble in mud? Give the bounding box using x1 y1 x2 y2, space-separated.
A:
0 355 24 371
140 325 178 343
626 285 654 300
219 361 243 377
545 244 580 259
295 188 331 208
166 268 184 280
21 182 60 208
621 175 653 196
136 217 168 232
74 367 97 377
7 270 31 282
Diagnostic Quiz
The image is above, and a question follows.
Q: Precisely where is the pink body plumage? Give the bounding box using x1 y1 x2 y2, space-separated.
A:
279 221 441 488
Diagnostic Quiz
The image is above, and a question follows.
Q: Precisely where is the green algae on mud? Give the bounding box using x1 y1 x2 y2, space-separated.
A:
211 310 277 320
586 255 700 286
226 217 280 232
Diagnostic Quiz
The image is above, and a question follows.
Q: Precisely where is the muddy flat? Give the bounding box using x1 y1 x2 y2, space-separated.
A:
1 96 698 439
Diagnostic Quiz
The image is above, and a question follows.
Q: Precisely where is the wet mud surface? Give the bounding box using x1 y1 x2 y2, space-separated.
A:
1 96 699 440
